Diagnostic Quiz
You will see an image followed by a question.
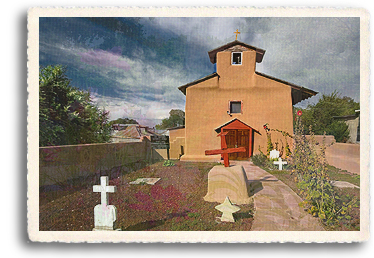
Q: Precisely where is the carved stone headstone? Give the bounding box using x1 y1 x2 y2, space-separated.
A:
269 149 280 159
93 176 119 231
215 196 240 222
204 165 251 205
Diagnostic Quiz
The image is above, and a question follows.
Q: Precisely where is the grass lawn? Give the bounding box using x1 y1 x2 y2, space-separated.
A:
39 161 254 231
263 165 360 231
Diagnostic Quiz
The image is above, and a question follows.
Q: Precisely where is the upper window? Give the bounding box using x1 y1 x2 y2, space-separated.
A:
230 101 242 114
232 52 242 65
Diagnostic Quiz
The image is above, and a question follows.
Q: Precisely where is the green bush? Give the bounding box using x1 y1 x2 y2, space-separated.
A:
251 153 267 167
163 160 175 167
251 153 277 170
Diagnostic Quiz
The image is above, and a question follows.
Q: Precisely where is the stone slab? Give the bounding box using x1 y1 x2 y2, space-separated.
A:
330 180 359 189
129 178 161 185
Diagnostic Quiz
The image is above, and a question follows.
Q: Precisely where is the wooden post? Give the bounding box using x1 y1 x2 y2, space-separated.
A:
249 128 252 158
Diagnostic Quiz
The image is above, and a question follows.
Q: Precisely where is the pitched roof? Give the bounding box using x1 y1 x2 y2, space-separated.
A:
178 72 219 95
255 72 318 105
208 40 266 64
113 124 141 138
214 118 260 134
178 71 317 105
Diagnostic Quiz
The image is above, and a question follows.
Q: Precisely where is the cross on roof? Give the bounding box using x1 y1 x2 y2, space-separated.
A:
273 157 287 170
234 29 240 40
93 176 117 206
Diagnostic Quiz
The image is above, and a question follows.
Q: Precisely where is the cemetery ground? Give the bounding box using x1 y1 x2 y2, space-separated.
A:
39 161 254 231
39 160 360 231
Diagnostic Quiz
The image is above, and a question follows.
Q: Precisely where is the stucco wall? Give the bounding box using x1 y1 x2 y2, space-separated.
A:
181 48 293 161
304 135 359 174
325 143 360 175
39 139 152 186
169 128 185 159
346 117 359 143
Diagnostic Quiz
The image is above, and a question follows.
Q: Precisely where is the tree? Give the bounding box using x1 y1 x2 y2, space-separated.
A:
296 91 359 142
109 118 138 126
155 109 185 130
39 65 111 146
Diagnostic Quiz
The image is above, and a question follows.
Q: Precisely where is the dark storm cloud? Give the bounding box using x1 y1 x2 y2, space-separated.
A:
39 17 360 124
246 17 360 106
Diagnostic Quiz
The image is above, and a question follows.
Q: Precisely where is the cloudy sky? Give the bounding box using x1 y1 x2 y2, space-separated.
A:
39 17 360 127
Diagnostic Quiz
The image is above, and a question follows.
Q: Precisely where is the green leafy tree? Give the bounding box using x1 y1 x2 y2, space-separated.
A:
109 118 138 125
296 91 359 142
39 65 111 146
155 109 185 130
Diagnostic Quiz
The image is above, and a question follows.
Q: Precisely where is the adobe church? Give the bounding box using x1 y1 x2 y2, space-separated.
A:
169 32 317 162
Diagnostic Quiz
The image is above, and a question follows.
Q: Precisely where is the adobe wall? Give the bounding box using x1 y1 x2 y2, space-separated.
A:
39 139 152 186
169 128 186 160
305 135 336 146
346 117 359 143
304 135 360 174
325 143 360 175
182 69 293 161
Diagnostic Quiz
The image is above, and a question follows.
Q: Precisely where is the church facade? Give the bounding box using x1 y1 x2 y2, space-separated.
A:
169 39 317 161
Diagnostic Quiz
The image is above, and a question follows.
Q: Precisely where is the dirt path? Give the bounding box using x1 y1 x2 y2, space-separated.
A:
232 161 325 231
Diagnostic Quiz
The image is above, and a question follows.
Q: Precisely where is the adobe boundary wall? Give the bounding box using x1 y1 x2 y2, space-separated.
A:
305 135 360 175
39 139 161 187
325 143 360 175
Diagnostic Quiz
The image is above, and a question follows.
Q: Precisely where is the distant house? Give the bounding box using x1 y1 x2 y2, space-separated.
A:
169 38 317 161
111 124 160 143
333 110 360 143
111 123 128 131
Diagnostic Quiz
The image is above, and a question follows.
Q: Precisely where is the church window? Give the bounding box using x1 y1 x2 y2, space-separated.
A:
232 52 242 65
229 101 242 114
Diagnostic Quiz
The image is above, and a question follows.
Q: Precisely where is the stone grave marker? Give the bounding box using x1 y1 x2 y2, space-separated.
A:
204 165 251 205
129 178 161 185
269 149 280 159
273 157 287 170
93 176 120 231
215 196 240 223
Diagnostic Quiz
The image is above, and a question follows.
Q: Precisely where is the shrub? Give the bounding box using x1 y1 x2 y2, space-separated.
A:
291 117 358 227
163 160 175 167
251 153 267 167
251 152 277 170
266 133 274 156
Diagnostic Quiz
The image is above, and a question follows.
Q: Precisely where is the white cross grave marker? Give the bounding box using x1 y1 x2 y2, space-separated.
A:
273 157 287 170
93 176 119 231
93 176 117 205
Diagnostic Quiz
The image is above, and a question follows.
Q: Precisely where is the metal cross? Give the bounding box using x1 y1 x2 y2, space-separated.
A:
234 29 240 40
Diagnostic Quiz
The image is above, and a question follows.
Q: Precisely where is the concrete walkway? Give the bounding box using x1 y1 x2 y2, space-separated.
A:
231 161 325 231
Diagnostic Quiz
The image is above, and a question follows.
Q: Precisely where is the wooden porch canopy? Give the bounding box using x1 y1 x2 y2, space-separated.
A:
214 118 259 134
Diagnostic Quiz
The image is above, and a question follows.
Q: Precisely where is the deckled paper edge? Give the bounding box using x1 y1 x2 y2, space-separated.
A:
27 6 370 243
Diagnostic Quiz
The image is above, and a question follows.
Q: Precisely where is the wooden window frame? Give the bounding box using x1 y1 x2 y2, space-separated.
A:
228 100 243 114
231 52 242 65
